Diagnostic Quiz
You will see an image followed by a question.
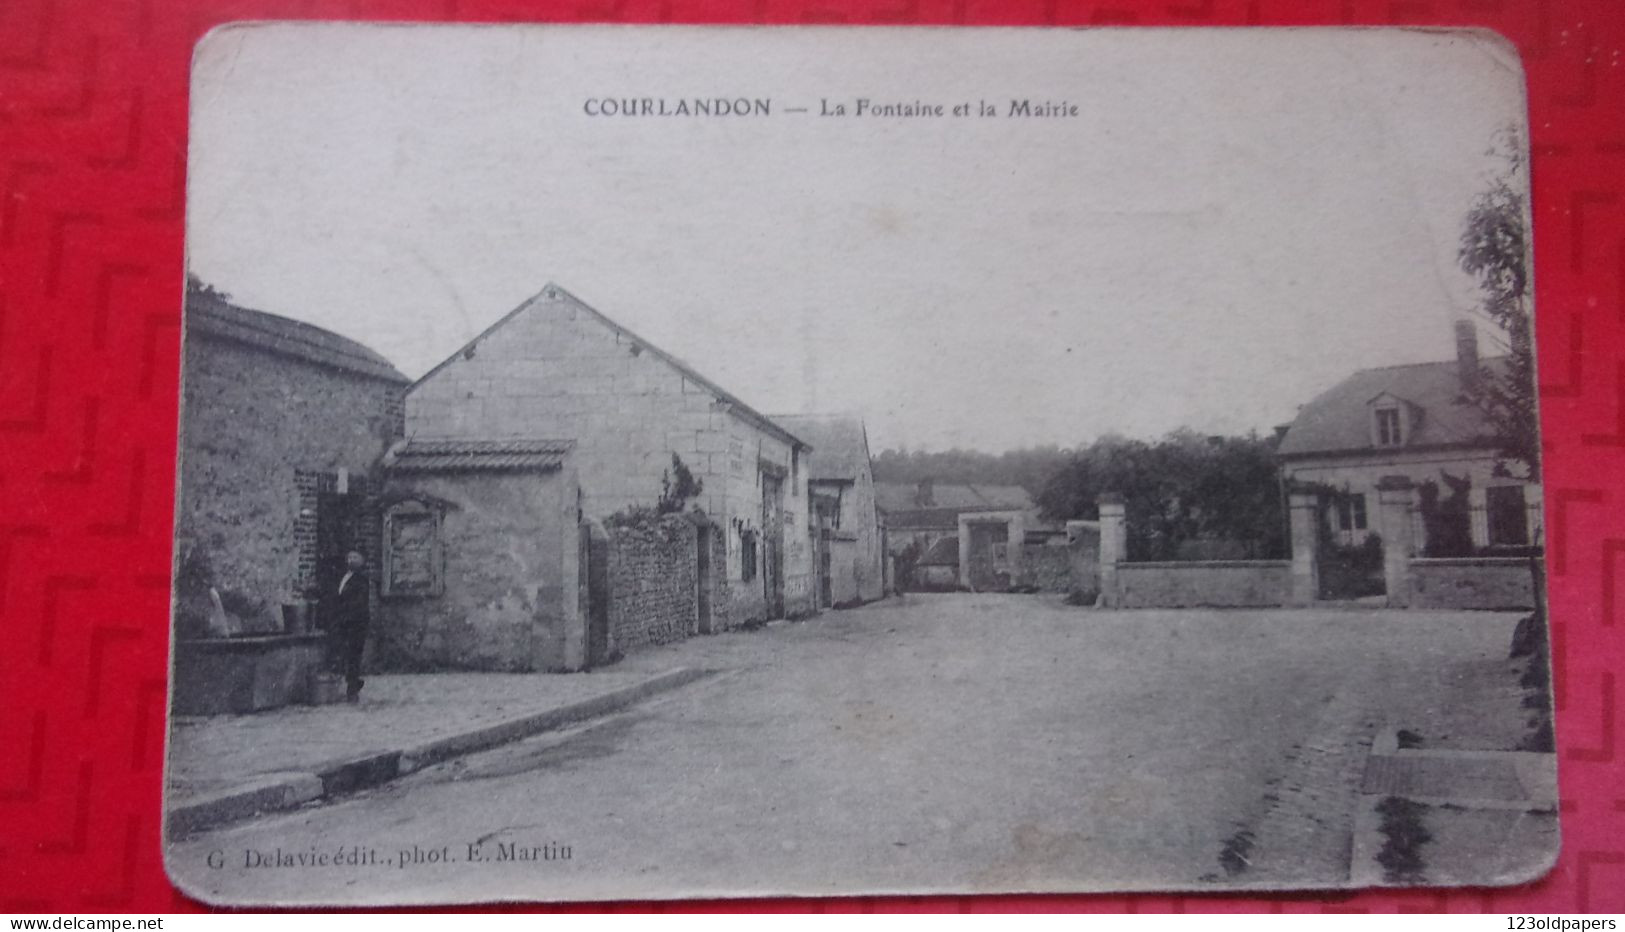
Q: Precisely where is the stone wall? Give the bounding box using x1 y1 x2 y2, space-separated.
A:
1113 561 1293 608
1016 544 1072 592
839 471 886 603
1409 557 1536 610
827 536 862 606
377 468 580 672
177 334 404 633
608 515 700 653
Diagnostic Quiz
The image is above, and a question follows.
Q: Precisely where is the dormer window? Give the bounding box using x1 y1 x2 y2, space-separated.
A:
1364 392 1415 448
1375 407 1403 447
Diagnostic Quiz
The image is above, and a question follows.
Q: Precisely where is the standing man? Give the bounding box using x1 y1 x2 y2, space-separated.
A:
328 549 371 702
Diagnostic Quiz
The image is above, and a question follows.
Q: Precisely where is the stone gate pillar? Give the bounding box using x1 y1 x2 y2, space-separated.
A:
1065 519 1099 601
1524 484 1544 547
1468 486 1491 549
1287 491 1320 606
1097 493 1127 608
1377 476 1417 608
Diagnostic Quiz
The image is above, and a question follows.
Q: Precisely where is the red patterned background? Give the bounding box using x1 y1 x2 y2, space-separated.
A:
0 0 1621 914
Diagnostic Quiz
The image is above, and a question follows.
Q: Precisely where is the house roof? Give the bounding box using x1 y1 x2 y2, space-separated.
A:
874 482 1035 515
414 283 807 451
1276 358 1510 459
769 414 871 481
917 535 959 566
382 438 573 473
186 290 410 384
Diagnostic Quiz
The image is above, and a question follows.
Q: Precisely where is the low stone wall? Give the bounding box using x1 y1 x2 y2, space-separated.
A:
1016 545 1072 592
608 515 700 653
172 633 328 715
1409 557 1536 610
1114 560 1292 608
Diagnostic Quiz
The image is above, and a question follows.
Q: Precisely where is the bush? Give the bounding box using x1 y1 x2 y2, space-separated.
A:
1319 533 1385 600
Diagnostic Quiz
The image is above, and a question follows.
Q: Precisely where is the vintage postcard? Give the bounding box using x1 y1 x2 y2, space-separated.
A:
164 25 1556 905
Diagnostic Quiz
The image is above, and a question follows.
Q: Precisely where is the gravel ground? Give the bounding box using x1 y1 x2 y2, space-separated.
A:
166 594 1531 906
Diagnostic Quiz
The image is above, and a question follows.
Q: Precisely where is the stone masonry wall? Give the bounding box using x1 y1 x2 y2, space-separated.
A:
1114 561 1293 608
177 334 404 629
1016 545 1072 592
377 469 577 672
1409 557 1536 610
608 515 699 653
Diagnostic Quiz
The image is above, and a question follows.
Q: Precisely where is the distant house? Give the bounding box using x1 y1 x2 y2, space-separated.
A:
912 536 961 590
772 414 887 607
876 480 1062 590
876 480 1036 552
1276 321 1542 553
406 283 816 629
174 289 409 711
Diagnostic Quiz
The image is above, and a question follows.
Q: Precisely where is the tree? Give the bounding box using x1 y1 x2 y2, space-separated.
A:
657 453 704 515
1458 127 1538 480
185 273 232 302
1035 430 1287 561
1460 128 1548 693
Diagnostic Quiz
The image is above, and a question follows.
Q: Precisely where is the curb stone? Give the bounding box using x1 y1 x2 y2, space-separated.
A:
165 667 714 837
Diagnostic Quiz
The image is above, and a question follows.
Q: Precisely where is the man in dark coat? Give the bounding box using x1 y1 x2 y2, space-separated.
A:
327 549 371 702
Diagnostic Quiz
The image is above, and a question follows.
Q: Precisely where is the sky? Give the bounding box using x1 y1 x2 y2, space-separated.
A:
187 25 1528 453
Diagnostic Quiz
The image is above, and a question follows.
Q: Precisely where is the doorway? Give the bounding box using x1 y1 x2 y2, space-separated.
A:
761 472 786 619
315 491 359 625
696 523 714 634
966 520 1011 591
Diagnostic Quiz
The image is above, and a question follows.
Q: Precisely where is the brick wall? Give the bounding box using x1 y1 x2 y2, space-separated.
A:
176 335 404 634
1409 557 1536 610
1114 561 1293 608
607 515 700 653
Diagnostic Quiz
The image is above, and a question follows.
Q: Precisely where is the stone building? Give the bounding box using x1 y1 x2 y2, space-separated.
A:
376 439 583 672
876 480 1037 560
772 414 887 608
406 283 816 626
172 289 409 711
175 288 409 636
1276 321 1543 554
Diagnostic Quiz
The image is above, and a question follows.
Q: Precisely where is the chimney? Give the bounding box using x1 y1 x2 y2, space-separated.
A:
916 478 935 508
1455 319 1479 394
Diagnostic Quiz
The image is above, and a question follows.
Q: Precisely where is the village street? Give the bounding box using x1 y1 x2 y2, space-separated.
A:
168 594 1526 906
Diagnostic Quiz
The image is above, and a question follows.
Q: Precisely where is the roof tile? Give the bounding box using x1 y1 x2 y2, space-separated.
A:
383 438 573 473
1277 358 1509 458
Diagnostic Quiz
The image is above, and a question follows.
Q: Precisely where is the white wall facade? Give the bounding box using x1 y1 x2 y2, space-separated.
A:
406 287 813 624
